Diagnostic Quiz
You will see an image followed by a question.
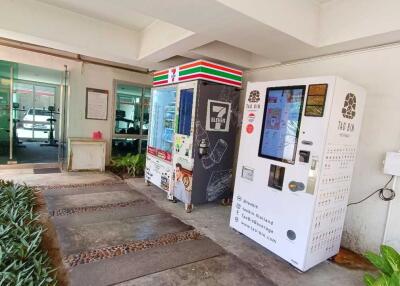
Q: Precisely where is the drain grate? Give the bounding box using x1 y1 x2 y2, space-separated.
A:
33 168 61 174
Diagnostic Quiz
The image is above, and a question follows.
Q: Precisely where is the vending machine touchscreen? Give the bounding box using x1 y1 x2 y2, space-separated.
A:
259 86 305 164
230 76 366 271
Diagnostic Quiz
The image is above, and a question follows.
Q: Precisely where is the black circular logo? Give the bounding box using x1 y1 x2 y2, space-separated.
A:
342 93 356 119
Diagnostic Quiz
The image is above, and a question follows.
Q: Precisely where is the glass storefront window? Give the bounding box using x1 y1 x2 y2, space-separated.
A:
115 85 142 135
112 82 151 157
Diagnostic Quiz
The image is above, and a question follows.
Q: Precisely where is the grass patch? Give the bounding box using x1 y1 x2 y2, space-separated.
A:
0 180 57 286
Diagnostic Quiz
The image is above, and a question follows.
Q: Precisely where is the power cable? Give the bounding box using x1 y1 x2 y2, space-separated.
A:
347 175 396 207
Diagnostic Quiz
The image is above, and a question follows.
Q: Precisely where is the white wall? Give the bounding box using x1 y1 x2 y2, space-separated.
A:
319 0 400 46
68 63 151 162
244 44 400 254
0 45 152 163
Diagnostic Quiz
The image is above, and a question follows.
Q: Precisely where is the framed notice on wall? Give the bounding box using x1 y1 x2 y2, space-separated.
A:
86 88 108 120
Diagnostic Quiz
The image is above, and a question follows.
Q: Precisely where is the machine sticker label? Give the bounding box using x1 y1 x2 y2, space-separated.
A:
338 93 357 137
248 90 260 103
247 112 256 123
246 124 254 134
342 93 356 119
167 66 180 84
147 146 172 162
246 90 261 110
206 100 231 132
171 163 193 204
305 84 327 117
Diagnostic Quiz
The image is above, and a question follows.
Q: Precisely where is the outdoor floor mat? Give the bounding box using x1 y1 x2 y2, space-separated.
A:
33 168 61 174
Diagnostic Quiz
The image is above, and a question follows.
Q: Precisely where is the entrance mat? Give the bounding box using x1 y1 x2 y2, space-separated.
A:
33 168 61 174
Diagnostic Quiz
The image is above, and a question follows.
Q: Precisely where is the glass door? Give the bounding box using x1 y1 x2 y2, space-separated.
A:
0 61 65 165
58 67 69 170
13 81 34 142
0 61 15 164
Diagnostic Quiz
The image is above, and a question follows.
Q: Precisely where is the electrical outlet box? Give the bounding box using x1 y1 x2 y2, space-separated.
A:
384 152 400 176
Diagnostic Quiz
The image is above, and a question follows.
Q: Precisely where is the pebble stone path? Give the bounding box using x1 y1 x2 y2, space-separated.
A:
41 180 275 286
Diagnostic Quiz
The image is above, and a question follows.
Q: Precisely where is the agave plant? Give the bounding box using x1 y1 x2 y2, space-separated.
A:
364 245 400 286
0 181 57 286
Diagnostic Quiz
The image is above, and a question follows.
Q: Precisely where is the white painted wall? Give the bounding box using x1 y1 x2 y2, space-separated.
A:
68 62 151 163
0 45 152 163
244 45 400 254
319 0 400 46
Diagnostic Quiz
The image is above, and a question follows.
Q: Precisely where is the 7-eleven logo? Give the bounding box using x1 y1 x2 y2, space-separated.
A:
168 67 179 83
206 100 232 132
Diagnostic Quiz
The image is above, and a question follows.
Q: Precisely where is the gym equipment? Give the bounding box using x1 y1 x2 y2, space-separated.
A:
115 110 140 134
40 106 58 147
12 103 25 148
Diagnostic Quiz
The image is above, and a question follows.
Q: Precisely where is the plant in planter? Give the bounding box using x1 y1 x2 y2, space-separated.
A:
110 153 146 177
0 181 56 285
364 245 400 286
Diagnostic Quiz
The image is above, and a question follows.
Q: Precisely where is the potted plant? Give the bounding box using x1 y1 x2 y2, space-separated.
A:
364 245 400 285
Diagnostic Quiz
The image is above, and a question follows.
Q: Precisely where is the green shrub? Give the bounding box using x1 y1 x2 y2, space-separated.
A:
110 153 146 177
0 180 56 286
364 245 400 286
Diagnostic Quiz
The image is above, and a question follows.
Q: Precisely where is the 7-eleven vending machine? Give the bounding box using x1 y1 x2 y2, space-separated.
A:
146 60 242 209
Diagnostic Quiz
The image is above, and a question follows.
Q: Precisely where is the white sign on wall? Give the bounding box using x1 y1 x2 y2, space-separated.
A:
85 88 108 120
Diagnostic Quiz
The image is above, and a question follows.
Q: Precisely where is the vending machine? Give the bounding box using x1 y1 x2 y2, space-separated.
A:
146 60 242 206
229 76 366 271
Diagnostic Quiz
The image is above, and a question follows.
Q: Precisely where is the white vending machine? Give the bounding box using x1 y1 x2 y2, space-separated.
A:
230 76 366 271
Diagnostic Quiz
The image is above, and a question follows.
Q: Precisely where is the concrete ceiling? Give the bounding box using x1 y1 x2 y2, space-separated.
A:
1 0 400 71
37 0 155 31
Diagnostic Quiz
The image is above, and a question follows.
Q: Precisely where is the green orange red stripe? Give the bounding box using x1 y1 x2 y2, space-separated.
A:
153 60 242 87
